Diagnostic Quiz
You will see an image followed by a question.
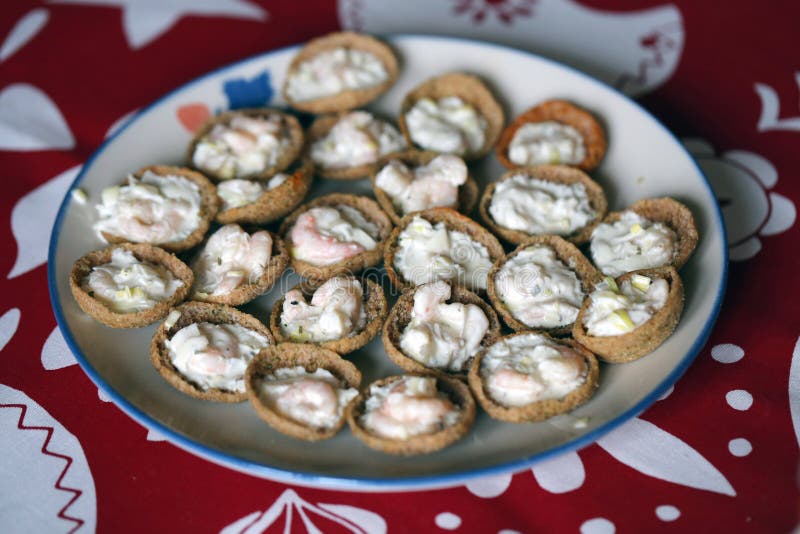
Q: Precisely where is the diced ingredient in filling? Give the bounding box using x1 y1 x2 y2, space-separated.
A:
394 216 493 291
258 367 358 429
82 248 184 313
165 322 270 392
404 97 487 156
216 173 288 211
508 121 586 166
399 281 489 372
310 111 406 169
280 277 366 342
360 376 459 440
583 274 669 336
286 47 388 102
290 204 379 266
488 174 596 235
375 154 467 215
481 333 587 407
94 170 202 244
494 245 585 329
590 211 677 277
192 224 272 297
192 114 292 180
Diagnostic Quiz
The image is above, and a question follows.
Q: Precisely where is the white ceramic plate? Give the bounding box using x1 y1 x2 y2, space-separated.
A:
48 35 727 491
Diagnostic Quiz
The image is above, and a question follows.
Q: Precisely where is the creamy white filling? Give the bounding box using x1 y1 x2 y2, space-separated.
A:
94 171 202 244
217 173 288 211
489 174 596 235
360 376 459 440
481 333 587 407
286 47 388 102
290 204 379 266
166 322 270 393
82 248 183 313
280 277 366 342
404 97 487 156
508 121 586 166
583 275 669 336
192 225 272 297
494 245 585 328
375 154 467 215
399 281 489 372
394 216 493 291
258 367 358 430
590 211 677 277
310 111 406 169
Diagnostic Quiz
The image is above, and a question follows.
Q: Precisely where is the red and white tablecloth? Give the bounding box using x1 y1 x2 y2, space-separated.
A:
1 1 798 532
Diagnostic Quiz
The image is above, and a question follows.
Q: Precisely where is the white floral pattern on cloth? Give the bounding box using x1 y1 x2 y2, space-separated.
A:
790 336 800 448
0 84 74 151
754 72 800 132
0 8 49 61
0 308 21 352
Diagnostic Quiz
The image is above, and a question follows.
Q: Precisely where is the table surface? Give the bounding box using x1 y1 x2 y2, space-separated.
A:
1 1 799 532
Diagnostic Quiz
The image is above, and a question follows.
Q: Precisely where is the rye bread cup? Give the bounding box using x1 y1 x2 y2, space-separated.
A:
245 344 362 441
487 235 602 336
186 108 304 182
382 283 501 380
150 301 274 402
496 100 606 171
69 243 194 328
572 266 685 363
280 193 393 282
347 374 476 455
98 165 218 253
283 31 398 114
468 332 600 423
398 72 505 160
270 277 388 355
479 165 607 246
370 149 479 224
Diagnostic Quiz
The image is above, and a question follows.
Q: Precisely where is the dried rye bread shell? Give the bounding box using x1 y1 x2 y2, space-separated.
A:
186 108 304 182
192 229 289 306
150 301 274 402
496 100 606 171
384 207 504 293
269 277 387 355
69 243 193 328
283 31 398 114
99 165 219 253
468 332 600 423
487 235 602 336
382 284 501 380
572 266 684 363
215 159 313 225
347 374 476 455
370 149 479 224
479 165 607 245
280 193 393 282
398 72 505 160
245 343 362 441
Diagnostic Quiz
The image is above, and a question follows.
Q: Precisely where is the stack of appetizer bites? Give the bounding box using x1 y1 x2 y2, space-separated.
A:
69 30 699 458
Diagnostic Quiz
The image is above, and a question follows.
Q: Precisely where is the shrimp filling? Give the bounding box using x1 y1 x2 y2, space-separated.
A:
217 174 288 211
286 47 388 102
361 376 460 440
404 97 487 156
289 205 379 266
310 111 406 169
583 275 669 336
481 333 587 407
94 170 202 244
494 245 585 328
258 367 358 429
508 122 586 166
375 154 467 215
192 224 272 297
399 281 489 372
280 277 366 342
590 211 677 277
82 248 183 313
393 216 493 291
166 322 270 392
192 114 292 180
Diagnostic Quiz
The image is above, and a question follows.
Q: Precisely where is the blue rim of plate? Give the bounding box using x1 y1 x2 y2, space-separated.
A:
47 34 729 491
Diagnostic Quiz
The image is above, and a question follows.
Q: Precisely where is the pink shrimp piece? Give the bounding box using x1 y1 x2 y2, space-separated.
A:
488 368 544 399
275 379 338 421
290 211 364 265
